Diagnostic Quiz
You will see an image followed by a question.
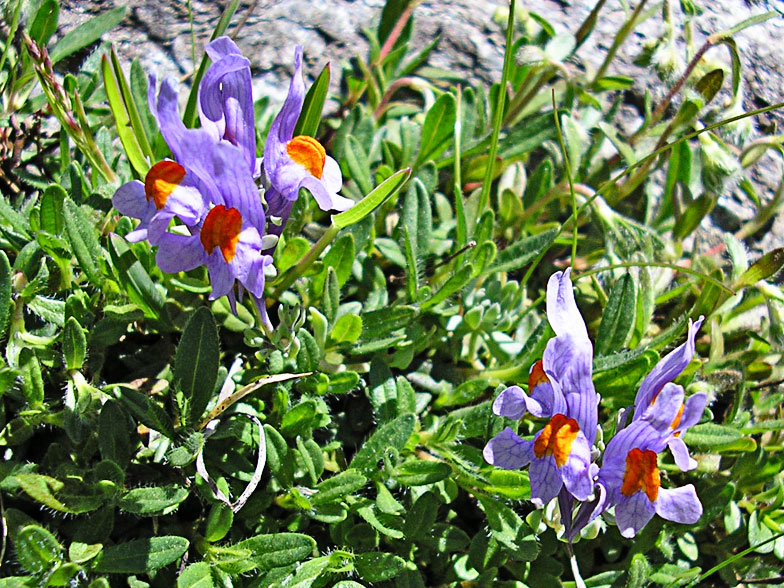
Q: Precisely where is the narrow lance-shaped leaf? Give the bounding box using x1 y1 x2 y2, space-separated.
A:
50 6 127 64
62 316 87 370
333 167 411 229
93 537 189 574
417 92 456 165
293 62 331 138
101 53 150 176
175 307 220 425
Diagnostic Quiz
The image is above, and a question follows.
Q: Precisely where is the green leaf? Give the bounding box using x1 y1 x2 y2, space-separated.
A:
351 414 416 474
360 305 418 339
477 495 539 561
50 6 127 64
114 386 176 439
28 0 59 46
626 553 650 588
311 470 368 506
330 314 362 344
498 111 558 159
0 251 11 340
102 53 149 176
93 536 189 574
294 63 331 137
204 503 233 543
344 135 373 196
392 460 451 486
734 248 784 289
118 485 189 516
417 92 456 165
15 525 62 574
107 233 164 319
62 316 87 370
234 533 316 570
403 491 439 539
40 185 65 235
177 562 215 588
682 423 749 450
354 552 406 583
673 194 716 239
63 198 104 287
280 400 317 437
175 307 220 425
69 542 103 564
332 168 411 229
420 263 473 310
596 273 636 356
694 68 725 106
485 229 558 274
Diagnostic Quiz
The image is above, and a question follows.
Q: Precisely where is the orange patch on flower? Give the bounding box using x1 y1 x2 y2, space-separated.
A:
200 205 242 263
145 160 186 210
533 413 580 467
621 448 660 502
286 135 326 179
528 360 549 390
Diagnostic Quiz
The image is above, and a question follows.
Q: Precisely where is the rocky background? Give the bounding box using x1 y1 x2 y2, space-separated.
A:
55 0 784 249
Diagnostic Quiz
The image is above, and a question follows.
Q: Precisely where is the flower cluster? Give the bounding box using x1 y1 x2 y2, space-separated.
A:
484 269 706 539
112 39 353 327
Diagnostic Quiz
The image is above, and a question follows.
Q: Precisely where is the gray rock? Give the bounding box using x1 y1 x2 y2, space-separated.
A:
54 0 784 247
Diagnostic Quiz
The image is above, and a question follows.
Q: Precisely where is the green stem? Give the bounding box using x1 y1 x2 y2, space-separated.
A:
477 0 516 216
592 0 648 84
552 90 578 268
453 86 467 250
575 261 734 295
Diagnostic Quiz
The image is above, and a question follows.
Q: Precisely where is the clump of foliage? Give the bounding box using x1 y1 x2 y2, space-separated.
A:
2 0 784 586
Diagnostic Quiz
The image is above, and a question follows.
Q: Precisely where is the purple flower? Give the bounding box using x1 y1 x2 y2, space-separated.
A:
596 383 704 538
199 37 259 176
484 269 598 506
113 75 273 327
633 316 704 419
263 46 353 238
112 159 206 245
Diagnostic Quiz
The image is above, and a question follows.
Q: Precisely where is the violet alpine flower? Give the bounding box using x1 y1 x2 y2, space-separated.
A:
154 140 274 328
199 37 259 176
483 269 598 506
596 383 703 538
112 159 206 245
263 46 353 238
632 316 704 418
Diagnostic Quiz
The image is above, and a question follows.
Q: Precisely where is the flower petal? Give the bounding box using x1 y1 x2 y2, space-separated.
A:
155 233 206 273
492 385 547 419
546 268 589 341
633 316 704 417
615 492 656 538
530 455 563 507
639 382 684 433
264 46 304 173
300 175 354 212
213 142 265 231
113 180 151 219
483 427 533 470
561 432 594 501
322 155 343 194
206 253 235 299
674 392 707 435
668 437 697 471
199 49 255 171
655 485 702 525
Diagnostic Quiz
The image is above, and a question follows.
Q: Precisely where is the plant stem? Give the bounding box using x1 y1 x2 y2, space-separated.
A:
477 0 516 216
592 0 649 84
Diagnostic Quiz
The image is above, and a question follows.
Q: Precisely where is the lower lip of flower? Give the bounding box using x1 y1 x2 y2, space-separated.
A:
621 447 660 501
533 413 580 467
145 160 186 210
200 204 242 263
286 135 326 179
